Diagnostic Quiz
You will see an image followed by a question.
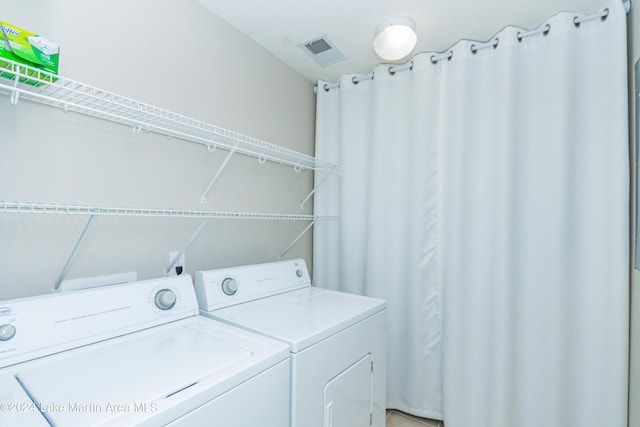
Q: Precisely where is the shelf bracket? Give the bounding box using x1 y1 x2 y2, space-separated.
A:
300 165 339 209
279 219 315 259
200 141 240 204
52 214 98 292
299 168 336 209
299 187 316 210
10 71 20 106
164 218 210 276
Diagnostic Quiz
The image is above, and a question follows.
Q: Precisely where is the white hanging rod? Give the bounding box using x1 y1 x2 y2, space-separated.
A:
0 201 337 222
430 51 453 64
573 8 609 25
318 2 627 92
352 72 374 84
517 24 550 41
322 82 340 92
470 38 499 53
389 61 414 75
0 59 339 175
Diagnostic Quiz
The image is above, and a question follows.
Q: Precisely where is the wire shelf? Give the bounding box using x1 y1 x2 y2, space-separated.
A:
0 201 340 222
0 59 340 174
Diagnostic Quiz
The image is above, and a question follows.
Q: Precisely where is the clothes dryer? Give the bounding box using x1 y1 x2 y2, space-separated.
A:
195 259 386 427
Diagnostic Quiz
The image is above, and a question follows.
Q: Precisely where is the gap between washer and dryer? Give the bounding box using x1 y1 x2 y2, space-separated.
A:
386 410 444 427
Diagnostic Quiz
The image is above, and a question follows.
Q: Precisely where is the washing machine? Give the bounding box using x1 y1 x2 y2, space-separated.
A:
194 259 387 427
0 274 290 427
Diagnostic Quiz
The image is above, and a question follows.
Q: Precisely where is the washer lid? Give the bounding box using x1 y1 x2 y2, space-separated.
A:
0 375 50 426
15 317 288 426
211 287 386 353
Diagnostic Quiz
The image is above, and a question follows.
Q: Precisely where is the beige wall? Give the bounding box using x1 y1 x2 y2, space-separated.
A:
0 0 316 299
630 0 639 425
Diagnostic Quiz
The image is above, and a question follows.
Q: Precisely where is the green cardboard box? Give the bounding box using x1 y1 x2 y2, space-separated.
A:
0 20 59 86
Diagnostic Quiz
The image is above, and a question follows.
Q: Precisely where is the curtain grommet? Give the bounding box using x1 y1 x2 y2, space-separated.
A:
430 51 453 64
471 39 498 54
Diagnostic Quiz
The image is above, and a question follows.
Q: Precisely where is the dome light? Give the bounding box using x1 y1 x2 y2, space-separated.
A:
373 17 417 61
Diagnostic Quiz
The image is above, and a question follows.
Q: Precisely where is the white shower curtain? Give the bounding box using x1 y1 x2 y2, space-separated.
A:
313 0 628 426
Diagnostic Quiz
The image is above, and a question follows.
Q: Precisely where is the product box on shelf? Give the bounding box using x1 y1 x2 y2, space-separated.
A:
0 20 59 86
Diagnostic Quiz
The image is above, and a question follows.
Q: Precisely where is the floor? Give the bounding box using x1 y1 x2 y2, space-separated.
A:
386 410 444 427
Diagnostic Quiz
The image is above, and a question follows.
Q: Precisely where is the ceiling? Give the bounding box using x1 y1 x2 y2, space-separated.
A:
196 0 609 83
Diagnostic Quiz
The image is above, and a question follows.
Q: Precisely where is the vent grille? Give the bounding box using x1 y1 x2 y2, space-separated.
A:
299 35 346 67
305 39 332 55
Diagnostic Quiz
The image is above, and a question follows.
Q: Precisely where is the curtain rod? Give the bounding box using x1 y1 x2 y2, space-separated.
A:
314 0 630 94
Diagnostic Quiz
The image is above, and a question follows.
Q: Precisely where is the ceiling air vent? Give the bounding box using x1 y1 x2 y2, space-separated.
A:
300 35 346 67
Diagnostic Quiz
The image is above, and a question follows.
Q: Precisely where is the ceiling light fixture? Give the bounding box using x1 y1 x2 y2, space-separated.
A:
373 17 417 62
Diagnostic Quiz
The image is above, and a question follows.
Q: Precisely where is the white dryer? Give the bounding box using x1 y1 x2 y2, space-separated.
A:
0 274 290 427
194 259 387 427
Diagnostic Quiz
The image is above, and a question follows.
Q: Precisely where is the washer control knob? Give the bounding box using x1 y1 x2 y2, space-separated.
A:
154 289 177 310
296 269 303 278
221 278 238 296
0 324 16 341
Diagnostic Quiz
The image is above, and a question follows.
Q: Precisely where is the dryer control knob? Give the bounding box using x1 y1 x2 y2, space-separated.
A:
154 289 177 310
221 278 238 296
0 324 16 341
296 269 303 278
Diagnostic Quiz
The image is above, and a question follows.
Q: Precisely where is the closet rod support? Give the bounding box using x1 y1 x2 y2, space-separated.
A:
200 142 240 204
279 219 315 259
52 214 97 292
165 218 210 276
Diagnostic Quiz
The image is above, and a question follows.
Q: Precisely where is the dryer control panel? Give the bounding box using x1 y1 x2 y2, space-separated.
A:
0 275 198 369
195 259 311 311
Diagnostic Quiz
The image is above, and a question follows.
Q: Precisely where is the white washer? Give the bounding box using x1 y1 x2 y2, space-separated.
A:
194 259 387 427
0 274 290 427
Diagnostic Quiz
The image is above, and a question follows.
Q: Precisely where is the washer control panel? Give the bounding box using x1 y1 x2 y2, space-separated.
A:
0 275 198 369
194 258 311 311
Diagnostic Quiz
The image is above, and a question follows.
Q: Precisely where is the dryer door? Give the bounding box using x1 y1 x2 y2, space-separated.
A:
323 354 373 427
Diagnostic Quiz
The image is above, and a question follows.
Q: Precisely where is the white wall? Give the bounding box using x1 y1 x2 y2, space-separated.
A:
0 0 316 299
630 0 639 425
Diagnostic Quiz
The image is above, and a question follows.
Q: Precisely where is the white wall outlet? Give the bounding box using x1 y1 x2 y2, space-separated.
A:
168 251 186 276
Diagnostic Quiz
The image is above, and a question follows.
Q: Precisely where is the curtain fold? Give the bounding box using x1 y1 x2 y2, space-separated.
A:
313 0 628 425
314 62 444 419
440 4 629 426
